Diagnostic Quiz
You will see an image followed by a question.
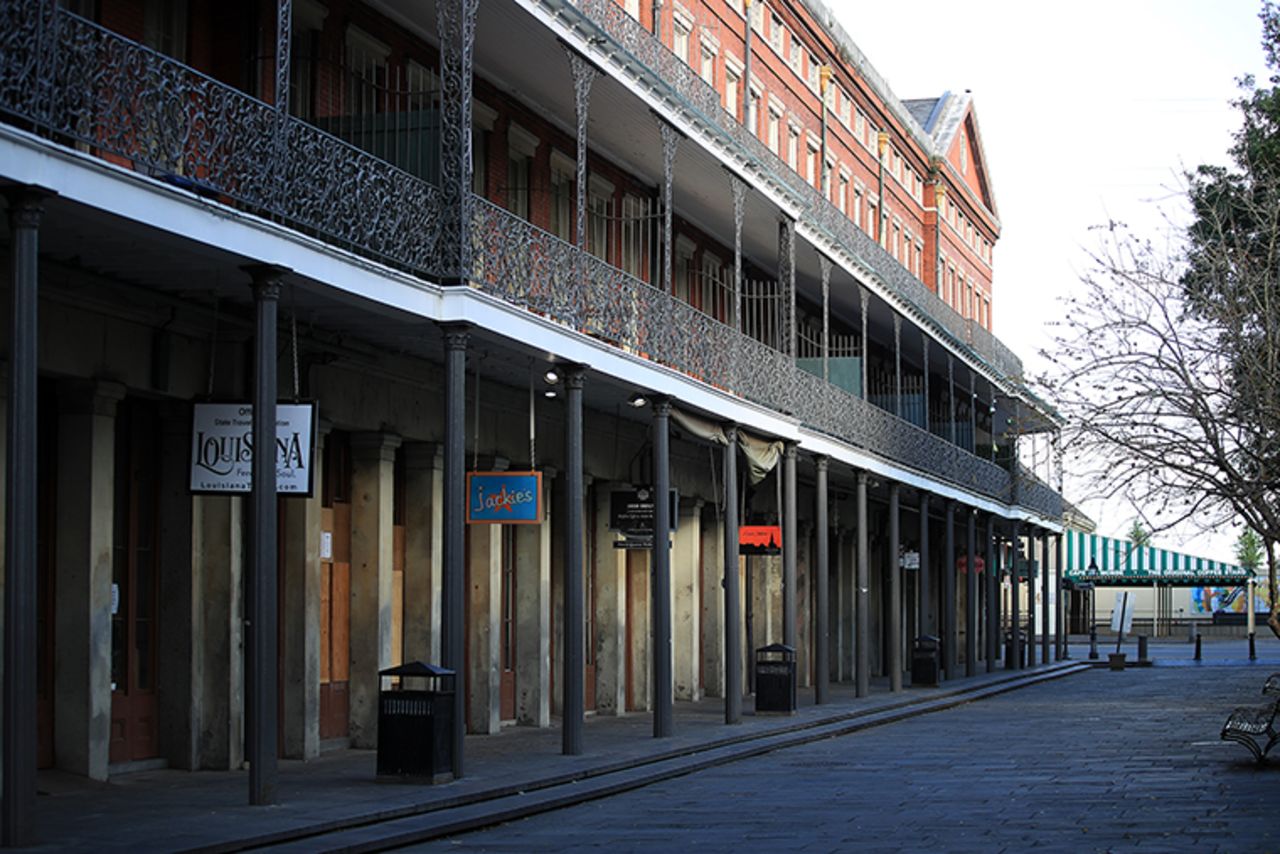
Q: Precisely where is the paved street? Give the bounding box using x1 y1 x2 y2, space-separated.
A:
420 663 1279 853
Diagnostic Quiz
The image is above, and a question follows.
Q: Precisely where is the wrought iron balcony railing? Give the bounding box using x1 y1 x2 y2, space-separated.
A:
0 3 1061 519
552 0 1026 382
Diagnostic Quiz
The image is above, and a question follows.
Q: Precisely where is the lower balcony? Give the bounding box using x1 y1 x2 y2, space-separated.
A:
0 1 1061 519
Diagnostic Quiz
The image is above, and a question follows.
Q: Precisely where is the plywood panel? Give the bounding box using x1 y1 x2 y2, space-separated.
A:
331 562 351 682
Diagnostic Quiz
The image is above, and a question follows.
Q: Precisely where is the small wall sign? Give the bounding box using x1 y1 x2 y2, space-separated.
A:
739 525 782 555
466 471 543 524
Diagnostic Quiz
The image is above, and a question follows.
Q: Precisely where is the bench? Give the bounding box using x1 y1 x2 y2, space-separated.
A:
1220 672 1280 763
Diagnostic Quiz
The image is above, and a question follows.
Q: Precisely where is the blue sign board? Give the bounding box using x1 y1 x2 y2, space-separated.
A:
466 471 543 524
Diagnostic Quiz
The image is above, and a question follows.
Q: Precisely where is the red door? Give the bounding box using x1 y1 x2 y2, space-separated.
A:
109 399 161 764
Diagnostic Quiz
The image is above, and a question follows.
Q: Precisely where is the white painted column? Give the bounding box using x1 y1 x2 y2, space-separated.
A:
700 506 725 699
193 494 244 770
54 379 124 780
347 431 400 749
280 426 325 760
467 523 502 734
514 479 551 727
593 484 627 715
672 498 703 702
402 442 442 667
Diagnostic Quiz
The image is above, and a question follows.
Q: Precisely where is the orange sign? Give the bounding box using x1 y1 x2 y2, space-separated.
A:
740 525 782 555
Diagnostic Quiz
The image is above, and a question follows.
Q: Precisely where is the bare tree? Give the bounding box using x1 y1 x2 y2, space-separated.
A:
1041 196 1280 637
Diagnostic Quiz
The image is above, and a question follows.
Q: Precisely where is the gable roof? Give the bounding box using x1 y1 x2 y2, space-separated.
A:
924 91 998 220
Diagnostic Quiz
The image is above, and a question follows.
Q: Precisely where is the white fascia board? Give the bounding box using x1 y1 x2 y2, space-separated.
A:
0 127 442 322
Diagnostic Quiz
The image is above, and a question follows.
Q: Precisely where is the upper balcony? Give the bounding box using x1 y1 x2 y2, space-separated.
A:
0 0 1062 521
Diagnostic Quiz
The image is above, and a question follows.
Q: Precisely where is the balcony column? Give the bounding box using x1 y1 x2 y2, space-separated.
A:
723 424 742 724
855 471 869 697
988 380 997 461
859 287 869 399
1042 529 1052 665
651 397 673 738
782 443 797 648
1009 520 1022 670
887 482 902 692
814 456 829 704
436 0 478 282
966 507 977 677
731 176 746 332
660 123 680 299
779 218 796 359
818 255 832 381
439 323 469 777
3 187 46 847
565 50 596 325
947 355 956 446
986 514 999 672
943 499 956 678
244 264 286 806
893 315 903 420
563 364 586 752
921 335 931 433
969 371 978 454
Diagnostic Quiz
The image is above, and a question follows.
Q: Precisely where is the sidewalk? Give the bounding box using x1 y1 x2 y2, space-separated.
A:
30 660 1086 852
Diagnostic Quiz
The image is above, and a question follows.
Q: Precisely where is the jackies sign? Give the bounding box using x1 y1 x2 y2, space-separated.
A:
189 402 317 495
467 471 543 524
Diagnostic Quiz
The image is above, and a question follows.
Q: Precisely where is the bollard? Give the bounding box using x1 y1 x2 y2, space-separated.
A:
1249 632 1257 661
1137 635 1148 663
1194 633 1202 661
1088 627 1098 660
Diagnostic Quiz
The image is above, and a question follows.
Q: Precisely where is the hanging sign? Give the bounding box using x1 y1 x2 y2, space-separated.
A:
466 471 543 524
739 525 782 555
609 487 680 535
189 402 317 496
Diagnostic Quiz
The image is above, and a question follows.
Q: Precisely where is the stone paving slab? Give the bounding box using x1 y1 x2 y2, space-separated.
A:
412 658 1279 853
26 661 1075 852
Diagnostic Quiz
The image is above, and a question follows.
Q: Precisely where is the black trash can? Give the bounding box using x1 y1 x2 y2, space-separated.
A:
911 635 940 687
376 662 455 781
755 643 797 714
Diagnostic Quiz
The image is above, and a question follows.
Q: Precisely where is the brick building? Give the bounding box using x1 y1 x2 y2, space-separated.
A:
0 0 1064 841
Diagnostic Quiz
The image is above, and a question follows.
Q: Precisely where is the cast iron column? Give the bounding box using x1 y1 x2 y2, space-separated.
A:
563 365 586 754
859 287 869 399
652 397 673 737
440 323 469 777
888 483 902 691
965 507 977 677
919 492 932 637
893 314 903 420
723 424 741 723
1056 534 1066 660
436 0 477 282
1009 520 1021 669
986 515 999 672
3 188 46 847
1042 529 1051 665
943 499 956 677
783 442 797 648
855 471 869 697
815 455 830 704
246 263 286 805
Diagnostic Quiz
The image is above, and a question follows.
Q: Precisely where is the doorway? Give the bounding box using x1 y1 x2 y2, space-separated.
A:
109 398 161 764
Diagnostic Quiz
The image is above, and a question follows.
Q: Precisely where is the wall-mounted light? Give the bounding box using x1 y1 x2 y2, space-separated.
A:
628 392 649 408
544 368 562 386
544 389 558 399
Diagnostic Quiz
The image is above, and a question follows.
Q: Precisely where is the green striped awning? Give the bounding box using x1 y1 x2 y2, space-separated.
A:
1063 530 1253 587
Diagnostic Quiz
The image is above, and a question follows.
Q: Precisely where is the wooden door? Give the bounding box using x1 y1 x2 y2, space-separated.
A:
109 399 161 764
319 432 351 741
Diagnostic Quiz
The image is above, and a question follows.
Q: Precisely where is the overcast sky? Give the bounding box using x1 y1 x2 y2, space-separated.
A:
831 1 1271 559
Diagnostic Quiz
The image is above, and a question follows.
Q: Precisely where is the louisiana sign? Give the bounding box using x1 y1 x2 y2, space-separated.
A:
467 471 543 524
189 402 316 495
